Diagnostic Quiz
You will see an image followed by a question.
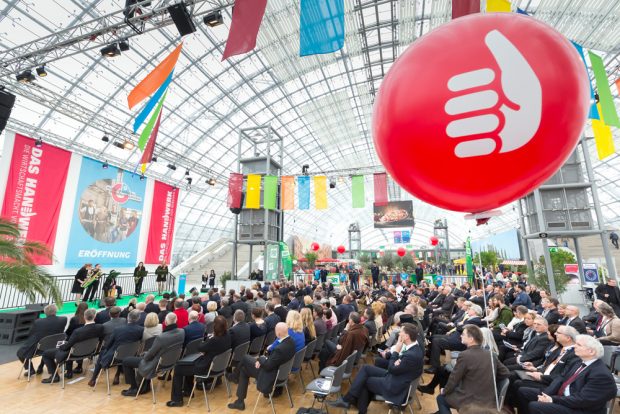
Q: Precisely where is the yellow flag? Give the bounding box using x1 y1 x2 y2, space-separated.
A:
486 0 511 12
245 174 261 209
314 176 328 210
593 119 615 160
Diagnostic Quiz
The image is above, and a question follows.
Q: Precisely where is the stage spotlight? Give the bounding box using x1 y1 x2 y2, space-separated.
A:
185 169 190 176
139 174 145 181
118 39 130 52
101 134 109 142
36 66 47 77
151 155 157 162
102 161 109 169
168 2 197 36
302 164 309 175
100 44 121 58
207 178 216 186
35 138 43 148
167 163 177 171
112 141 125 149
16 70 35 84
329 179 336 189
203 10 223 27
123 140 135 150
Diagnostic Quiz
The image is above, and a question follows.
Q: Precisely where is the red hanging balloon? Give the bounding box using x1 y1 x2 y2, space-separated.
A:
397 247 406 257
311 242 320 252
337 245 346 254
430 236 439 246
373 13 589 213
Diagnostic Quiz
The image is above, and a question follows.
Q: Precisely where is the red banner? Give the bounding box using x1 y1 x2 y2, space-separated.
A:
145 181 179 264
222 0 268 60
373 173 388 206
227 172 243 208
1 134 71 264
452 0 480 19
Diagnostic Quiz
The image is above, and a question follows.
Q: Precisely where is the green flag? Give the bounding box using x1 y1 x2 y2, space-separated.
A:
279 242 292 280
466 237 474 284
589 51 620 127
138 91 167 150
351 175 365 208
263 175 278 210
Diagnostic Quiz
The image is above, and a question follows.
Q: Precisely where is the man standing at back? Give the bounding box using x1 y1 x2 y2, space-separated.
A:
371 261 380 289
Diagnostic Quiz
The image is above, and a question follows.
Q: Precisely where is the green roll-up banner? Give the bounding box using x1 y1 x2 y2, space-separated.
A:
263 175 278 210
466 237 474 284
279 242 292 280
589 51 620 127
351 175 365 208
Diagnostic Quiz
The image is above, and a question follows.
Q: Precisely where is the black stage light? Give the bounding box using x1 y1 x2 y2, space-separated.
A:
207 178 216 186
329 179 336 189
168 3 197 36
16 70 35 84
186 177 193 185
35 138 43 148
102 134 110 142
36 66 47 77
167 163 177 171
151 155 157 162
0 88 16 135
102 161 109 169
203 10 223 27
118 39 130 52
100 44 121 58
139 174 145 181
302 164 309 175
185 169 190 176
112 141 125 149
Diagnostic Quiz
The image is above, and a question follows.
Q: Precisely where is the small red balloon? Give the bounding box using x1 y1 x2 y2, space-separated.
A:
430 236 439 246
311 242 320 252
397 247 406 257
337 245 346 254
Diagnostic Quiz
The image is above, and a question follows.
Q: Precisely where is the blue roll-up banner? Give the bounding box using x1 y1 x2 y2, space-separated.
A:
65 157 146 267
299 0 345 56
298 176 310 210
178 273 187 294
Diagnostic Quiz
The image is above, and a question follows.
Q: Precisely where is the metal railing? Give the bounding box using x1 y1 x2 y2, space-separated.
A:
0 272 176 310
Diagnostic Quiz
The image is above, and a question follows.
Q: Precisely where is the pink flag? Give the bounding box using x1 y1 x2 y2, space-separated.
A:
228 173 243 208
140 109 162 172
373 173 388 206
222 0 267 60
452 0 480 19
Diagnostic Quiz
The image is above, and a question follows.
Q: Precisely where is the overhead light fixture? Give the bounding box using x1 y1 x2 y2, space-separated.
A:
329 179 336 189
101 134 109 142
112 141 125 149
207 178 216 186
36 66 47 77
118 39 130 52
186 177 193 185
102 161 109 169
185 169 190 176
123 140 135 150
139 174 145 181
100 44 121 58
302 164 309 175
168 3 197 36
167 163 177 171
151 155 157 162
34 138 43 148
16 70 35 84
203 10 223 27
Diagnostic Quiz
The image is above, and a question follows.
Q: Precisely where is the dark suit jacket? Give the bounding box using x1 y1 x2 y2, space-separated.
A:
18 315 67 358
445 345 510 408
567 317 587 334
100 323 144 366
381 343 424 404
183 321 205 345
231 300 249 317
218 305 233 320
504 322 527 346
145 302 160 314
138 324 185 377
287 298 300 311
256 336 296 394
136 312 147 327
274 305 288 323
229 321 251 349
264 313 281 332
102 317 127 343
520 332 552 366
195 332 232 372
544 359 616 414
439 295 456 314
59 323 104 354
544 309 560 325
539 347 578 384
95 309 111 325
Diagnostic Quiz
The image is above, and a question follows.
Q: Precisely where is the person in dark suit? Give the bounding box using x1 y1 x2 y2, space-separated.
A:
230 294 249 317
229 310 250 350
329 323 424 414
595 279 620 316
88 309 144 386
218 298 234 320
167 316 232 406
95 297 116 324
563 306 587 334
541 298 561 325
434 324 510 413
144 295 159 314
513 284 533 309
227 322 296 410
503 316 553 370
264 303 281 332
335 295 356 322
120 312 185 396
183 311 206 345
41 308 104 382
286 292 300 311
517 334 617 414
101 306 126 343
17 304 67 376
272 296 288 322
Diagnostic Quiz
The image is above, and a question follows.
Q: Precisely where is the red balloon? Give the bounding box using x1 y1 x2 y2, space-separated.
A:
373 13 589 213
397 247 406 257
311 242 320 252
430 236 439 246
337 245 346 254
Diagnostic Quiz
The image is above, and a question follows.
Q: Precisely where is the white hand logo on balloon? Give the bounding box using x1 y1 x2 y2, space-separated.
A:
444 30 542 158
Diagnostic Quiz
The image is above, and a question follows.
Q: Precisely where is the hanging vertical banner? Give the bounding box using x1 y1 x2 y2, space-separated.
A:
133 71 173 133
245 174 261 209
394 231 402 244
65 158 146 267
402 230 411 243
0 133 71 265
373 173 388 206
314 176 328 210
516 7 529 14
351 175 365 208
145 182 179 264
616 78 620 95
593 117 615 160
298 176 311 210
486 0 511 12
571 42 600 120
263 175 278 210
466 236 474 284
452 0 480 19
139 108 162 173
222 0 268 60
589 51 620 127
281 176 295 210
279 242 293 279
299 0 345 57
227 173 243 208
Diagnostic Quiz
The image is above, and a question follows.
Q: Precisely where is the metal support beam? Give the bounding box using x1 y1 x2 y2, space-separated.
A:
574 237 585 285
541 238 558 297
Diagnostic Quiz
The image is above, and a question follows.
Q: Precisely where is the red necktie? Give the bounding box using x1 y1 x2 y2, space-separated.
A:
557 364 585 395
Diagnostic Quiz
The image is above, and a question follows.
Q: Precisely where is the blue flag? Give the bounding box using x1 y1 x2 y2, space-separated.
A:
133 70 174 133
300 0 345 57
298 176 310 209
516 7 529 15
571 41 600 120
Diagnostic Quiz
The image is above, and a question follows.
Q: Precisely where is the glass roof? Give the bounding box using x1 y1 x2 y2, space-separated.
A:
0 0 618 264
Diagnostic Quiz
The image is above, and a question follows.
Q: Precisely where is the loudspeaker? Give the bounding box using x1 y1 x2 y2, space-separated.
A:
0 89 16 135
167 3 196 36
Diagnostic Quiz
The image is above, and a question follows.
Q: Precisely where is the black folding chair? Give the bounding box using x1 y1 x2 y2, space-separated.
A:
262 330 276 353
18 333 66 382
187 349 232 410
252 356 295 414
141 336 156 353
183 338 203 357
92 341 141 395
51 337 100 389
136 343 183 404
299 339 317 390
290 345 307 391
248 335 265 357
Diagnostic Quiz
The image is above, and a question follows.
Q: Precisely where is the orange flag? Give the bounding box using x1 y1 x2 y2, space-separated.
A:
281 176 295 210
127 43 183 110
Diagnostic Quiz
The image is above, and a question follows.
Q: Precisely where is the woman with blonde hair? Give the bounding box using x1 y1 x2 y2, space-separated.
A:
300 307 316 344
143 312 162 341
371 301 385 334
303 295 314 309
285 310 305 352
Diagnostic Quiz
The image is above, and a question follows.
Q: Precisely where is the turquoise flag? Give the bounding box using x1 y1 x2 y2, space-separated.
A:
571 42 599 120
300 0 345 56
298 176 310 209
133 70 174 133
